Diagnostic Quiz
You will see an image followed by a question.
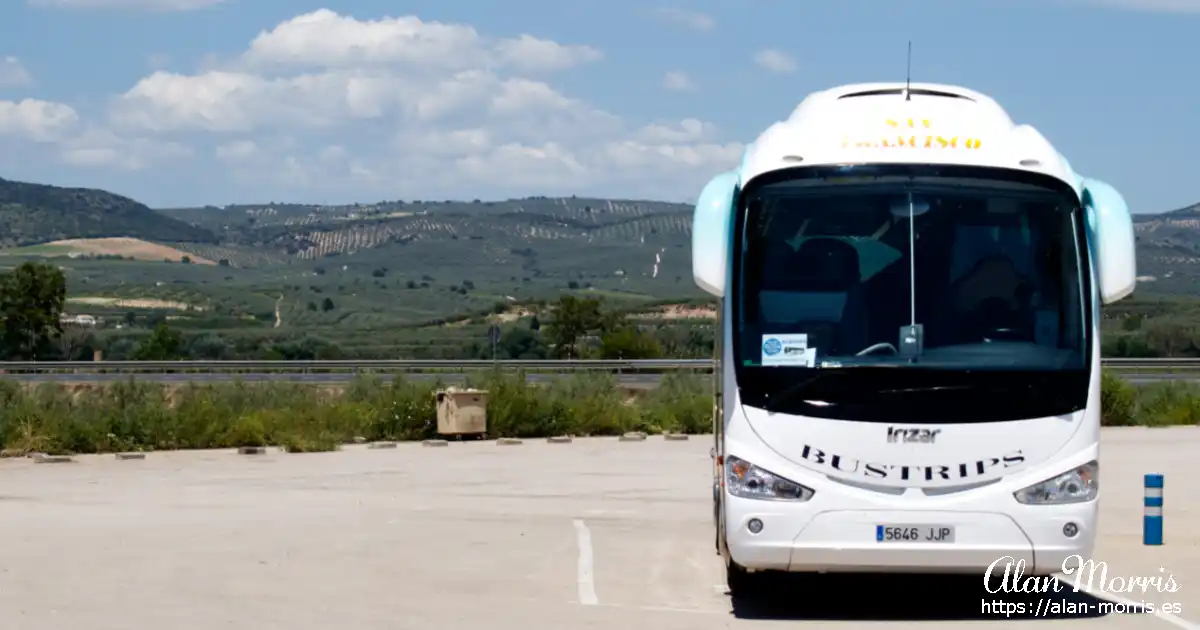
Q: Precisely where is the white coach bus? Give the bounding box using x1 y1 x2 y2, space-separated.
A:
691 82 1137 593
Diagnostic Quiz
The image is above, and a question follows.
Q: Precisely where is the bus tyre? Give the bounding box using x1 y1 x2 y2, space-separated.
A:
726 560 757 597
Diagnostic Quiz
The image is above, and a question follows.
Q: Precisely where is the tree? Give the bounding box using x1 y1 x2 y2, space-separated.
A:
270 335 343 360
599 326 663 360
0 261 67 360
322 297 335 311
544 295 611 358
477 326 547 360
188 333 232 360
133 323 183 360
55 325 95 360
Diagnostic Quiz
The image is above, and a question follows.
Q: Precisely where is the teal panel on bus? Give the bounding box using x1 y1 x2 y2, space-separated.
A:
1080 177 1136 304
692 171 739 297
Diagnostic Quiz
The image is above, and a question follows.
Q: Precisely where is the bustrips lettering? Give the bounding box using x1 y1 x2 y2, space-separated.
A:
799 444 1024 482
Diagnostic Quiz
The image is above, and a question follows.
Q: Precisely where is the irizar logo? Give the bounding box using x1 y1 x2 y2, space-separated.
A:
887 426 941 444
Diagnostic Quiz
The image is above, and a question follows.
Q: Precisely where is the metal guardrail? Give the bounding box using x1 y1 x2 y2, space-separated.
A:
0 358 1196 373
1103 359 1200 368
0 359 713 372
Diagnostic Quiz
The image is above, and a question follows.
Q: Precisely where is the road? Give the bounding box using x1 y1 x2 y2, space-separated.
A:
0 371 1187 386
0 428 1197 629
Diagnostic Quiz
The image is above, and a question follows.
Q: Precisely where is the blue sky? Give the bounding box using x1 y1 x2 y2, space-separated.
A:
0 0 1196 212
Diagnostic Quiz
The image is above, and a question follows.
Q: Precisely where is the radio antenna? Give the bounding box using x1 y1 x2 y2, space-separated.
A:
905 41 912 101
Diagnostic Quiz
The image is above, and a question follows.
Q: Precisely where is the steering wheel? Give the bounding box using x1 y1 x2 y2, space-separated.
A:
982 328 1024 343
856 342 898 356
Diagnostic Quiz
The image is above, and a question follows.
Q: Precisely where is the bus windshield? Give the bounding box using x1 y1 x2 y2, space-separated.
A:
732 165 1093 422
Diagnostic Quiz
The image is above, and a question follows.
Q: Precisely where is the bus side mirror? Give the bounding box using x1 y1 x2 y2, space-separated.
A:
692 171 739 297
1082 178 1136 304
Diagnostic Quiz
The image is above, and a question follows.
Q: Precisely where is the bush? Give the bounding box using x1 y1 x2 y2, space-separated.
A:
640 372 712 434
1099 371 1138 426
1133 381 1200 427
1098 372 1199 427
0 372 1191 455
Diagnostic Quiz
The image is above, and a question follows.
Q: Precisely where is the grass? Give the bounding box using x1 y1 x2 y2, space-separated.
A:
0 372 1192 457
0 372 713 456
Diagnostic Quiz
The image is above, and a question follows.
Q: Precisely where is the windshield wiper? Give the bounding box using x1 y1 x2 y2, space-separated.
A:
761 370 844 413
872 385 972 394
871 383 1037 396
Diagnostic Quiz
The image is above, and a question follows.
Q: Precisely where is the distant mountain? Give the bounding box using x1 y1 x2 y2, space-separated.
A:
156 196 696 267
0 177 216 248
152 195 1200 298
6 172 1199 297
1132 202 1200 293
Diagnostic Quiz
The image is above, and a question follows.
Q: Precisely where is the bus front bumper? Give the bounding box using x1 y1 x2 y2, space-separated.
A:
726 503 1096 576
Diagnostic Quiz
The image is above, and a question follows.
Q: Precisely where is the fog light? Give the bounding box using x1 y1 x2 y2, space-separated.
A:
1063 522 1079 538
748 518 763 534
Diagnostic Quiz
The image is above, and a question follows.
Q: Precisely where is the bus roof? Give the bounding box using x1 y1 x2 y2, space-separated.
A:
737 82 1082 196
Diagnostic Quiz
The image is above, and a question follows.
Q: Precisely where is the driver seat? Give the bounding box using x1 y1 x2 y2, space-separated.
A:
758 237 869 356
941 254 1033 344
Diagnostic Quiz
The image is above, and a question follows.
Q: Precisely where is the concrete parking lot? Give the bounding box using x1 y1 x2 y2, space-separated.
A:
0 428 1197 629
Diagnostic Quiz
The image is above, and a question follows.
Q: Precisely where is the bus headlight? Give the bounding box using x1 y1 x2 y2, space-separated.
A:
725 455 814 501
1013 461 1098 505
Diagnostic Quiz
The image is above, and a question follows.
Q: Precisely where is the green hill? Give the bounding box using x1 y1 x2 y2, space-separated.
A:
0 175 1196 360
1133 202 1200 293
0 177 216 247
2 174 1199 340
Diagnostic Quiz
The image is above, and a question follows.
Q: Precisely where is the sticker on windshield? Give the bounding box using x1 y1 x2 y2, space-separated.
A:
761 334 816 367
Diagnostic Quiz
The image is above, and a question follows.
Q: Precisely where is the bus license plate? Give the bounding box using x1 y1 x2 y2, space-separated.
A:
876 524 955 543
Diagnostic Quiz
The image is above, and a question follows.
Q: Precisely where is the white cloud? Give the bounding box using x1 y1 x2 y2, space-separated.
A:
0 99 78 141
28 0 224 9
215 139 258 161
754 49 796 73
655 7 716 31
492 35 604 73
638 118 718 144
662 71 696 92
0 57 32 87
102 8 739 200
59 128 192 170
238 9 601 73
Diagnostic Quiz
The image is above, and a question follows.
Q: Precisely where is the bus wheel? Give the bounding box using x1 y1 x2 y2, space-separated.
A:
726 560 758 597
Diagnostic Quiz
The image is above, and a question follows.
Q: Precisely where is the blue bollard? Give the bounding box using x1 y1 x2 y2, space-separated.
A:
1144 473 1163 546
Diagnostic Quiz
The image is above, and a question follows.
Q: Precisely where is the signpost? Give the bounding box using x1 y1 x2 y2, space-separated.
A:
488 325 501 363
